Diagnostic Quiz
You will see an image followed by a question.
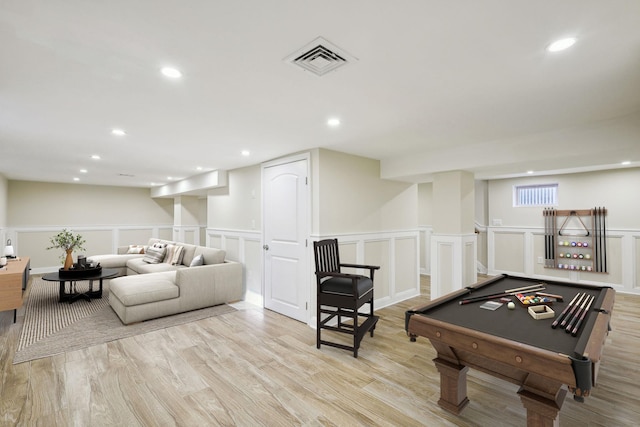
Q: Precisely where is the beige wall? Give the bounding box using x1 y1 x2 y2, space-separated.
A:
418 182 433 226
6 181 175 270
315 149 417 234
207 165 261 231
487 168 640 291
8 181 173 226
0 174 7 228
488 168 640 229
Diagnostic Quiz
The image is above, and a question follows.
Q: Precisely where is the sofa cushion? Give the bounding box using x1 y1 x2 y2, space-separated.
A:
143 245 166 264
127 257 186 274
195 247 226 265
88 253 144 268
180 244 197 266
110 276 178 306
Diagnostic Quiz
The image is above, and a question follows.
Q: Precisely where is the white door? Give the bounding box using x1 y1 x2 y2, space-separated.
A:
262 156 309 322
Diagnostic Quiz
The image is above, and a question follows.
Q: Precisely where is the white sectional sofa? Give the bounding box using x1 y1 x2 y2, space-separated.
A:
88 238 243 324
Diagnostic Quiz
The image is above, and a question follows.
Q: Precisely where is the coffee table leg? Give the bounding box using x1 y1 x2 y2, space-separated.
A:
59 280 66 302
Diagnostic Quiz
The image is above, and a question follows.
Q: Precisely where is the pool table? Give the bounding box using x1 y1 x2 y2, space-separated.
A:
405 274 615 427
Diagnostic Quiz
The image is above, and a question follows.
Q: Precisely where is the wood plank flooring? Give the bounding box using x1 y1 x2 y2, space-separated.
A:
1 276 638 426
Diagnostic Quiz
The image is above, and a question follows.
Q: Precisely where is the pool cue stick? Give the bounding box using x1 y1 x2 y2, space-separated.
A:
598 207 602 272
535 292 564 301
544 208 551 267
458 286 546 305
599 207 604 272
591 207 598 271
571 295 595 336
602 207 607 273
598 207 603 272
504 283 547 293
552 208 557 267
544 209 548 266
551 293 582 329
551 208 556 267
560 293 587 328
595 207 600 272
566 294 593 333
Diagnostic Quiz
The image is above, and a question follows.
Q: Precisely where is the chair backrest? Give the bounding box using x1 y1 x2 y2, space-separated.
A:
313 239 341 274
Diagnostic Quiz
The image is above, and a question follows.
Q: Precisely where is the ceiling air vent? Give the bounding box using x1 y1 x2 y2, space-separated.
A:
285 37 357 77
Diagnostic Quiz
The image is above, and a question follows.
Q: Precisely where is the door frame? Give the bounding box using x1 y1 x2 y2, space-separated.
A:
261 152 312 325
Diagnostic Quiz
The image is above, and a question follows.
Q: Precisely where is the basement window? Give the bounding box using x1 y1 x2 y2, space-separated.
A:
514 183 558 207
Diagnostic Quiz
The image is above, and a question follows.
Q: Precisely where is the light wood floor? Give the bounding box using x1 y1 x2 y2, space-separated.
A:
1 276 638 426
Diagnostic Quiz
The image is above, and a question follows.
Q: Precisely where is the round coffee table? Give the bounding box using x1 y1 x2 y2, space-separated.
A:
42 268 119 304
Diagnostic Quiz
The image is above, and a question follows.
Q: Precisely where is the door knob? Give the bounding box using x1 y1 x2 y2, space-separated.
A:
263 244 269 250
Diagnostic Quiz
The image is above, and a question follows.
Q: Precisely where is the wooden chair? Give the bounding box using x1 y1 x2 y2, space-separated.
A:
313 239 380 357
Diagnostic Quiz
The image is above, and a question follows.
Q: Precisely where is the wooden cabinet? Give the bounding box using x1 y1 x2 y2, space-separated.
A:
0 257 31 323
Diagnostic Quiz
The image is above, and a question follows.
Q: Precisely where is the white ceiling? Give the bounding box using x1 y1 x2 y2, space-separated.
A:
2 1 640 190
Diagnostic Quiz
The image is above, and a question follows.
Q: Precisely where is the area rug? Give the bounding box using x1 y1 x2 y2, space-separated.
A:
14 277 236 364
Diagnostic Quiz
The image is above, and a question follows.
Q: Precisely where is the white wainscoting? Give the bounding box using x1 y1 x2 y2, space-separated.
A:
206 228 263 307
5 225 176 274
208 228 421 325
488 226 640 295
418 226 433 275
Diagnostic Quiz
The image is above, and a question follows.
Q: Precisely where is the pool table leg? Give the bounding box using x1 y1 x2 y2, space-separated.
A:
433 358 470 414
518 387 567 427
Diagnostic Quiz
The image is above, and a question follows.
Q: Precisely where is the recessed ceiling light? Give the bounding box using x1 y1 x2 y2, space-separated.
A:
527 170 534 174
80 169 88 173
111 129 126 136
547 37 577 52
327 118 341 127
161 67 182 78
91 155 101 160
621 161 631 165
167 176 174 180
73 177 80 182
196 166 203 171
241 150 250 156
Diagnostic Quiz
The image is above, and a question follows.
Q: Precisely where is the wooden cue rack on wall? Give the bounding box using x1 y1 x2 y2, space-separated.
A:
543 207 608 273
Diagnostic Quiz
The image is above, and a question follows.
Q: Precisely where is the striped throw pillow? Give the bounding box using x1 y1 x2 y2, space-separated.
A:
164 244 185 265
143 245 166 264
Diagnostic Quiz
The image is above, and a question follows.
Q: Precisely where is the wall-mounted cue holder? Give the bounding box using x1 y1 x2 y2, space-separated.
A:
543 207 608 273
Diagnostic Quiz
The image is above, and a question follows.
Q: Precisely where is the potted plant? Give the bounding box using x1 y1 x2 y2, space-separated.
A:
47 229 86 270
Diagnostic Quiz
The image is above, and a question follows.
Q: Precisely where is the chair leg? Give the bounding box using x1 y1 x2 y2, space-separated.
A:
353 311 359 358
316 302 321 349
370 300 375 337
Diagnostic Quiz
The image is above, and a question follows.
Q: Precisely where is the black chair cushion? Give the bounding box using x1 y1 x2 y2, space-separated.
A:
321 276 373 297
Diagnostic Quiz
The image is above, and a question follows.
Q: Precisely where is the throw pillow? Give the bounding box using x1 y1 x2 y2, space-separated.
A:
127 245 145 254
164 244 185 265
143 245 166 264
189 254 204 267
